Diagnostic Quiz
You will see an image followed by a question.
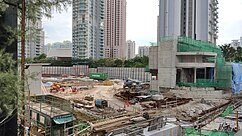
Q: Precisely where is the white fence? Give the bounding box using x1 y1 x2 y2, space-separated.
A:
42 66 151 81
42 65 89 76
97 67 151 82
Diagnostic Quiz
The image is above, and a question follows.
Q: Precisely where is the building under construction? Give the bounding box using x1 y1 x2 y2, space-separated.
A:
149 37 241 92
21 36 242 136
26 95 75 136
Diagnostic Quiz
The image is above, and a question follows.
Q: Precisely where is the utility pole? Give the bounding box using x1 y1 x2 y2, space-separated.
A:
20 0 26 135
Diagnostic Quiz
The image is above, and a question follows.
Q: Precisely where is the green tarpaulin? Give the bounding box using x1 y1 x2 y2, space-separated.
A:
220 106 233 117
184 128 234 136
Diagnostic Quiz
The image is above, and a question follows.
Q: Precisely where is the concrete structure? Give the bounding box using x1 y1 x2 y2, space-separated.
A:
149 39 217 91
138 46 150 57
72 0 105 59
25 63 50 95
158 0 219 43
126 40 136 59
104 0 127 59
27 95 75 136
47 48 72 61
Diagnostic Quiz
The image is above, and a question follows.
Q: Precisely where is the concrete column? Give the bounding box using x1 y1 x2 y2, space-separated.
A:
194 68 197 83
204 68 207 79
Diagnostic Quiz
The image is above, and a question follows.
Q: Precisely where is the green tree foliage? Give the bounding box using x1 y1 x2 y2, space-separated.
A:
220 44 242 62
87 56 149 68
0 0 72 123
0 50 19 120
27 56 149 68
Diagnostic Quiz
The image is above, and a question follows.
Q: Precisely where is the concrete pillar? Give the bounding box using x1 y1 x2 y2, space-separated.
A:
204 68 207 79
194 68 197 83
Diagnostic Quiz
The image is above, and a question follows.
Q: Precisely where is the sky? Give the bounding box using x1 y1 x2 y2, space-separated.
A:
43 0 242 50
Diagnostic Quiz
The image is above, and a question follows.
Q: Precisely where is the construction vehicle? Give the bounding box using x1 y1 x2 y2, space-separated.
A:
103 80 113 86
95 99 108 108
50 83 65 93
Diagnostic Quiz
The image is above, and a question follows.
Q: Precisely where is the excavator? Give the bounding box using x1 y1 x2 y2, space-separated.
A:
50 83 65 93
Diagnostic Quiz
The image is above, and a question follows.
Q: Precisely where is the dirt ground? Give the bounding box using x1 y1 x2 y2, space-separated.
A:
51 81 140 112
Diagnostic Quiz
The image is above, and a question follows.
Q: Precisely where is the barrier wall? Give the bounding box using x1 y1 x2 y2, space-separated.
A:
97 67 151 82
42 66 151 81
42 65 89 76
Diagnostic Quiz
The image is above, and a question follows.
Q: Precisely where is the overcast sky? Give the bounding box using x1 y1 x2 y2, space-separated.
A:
43 0 242 50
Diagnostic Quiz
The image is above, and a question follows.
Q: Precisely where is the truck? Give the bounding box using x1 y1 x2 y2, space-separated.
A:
88 72 108 80
95 99 108 108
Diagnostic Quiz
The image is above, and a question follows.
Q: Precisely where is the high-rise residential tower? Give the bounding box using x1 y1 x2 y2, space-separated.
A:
126 40 135 59
18 19 45 59
158 0 218 44
104 0 127 59
138 46 150 57
72 0 105 59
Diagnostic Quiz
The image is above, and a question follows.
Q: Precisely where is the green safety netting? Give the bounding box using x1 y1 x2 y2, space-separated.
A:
184 128 234 136
219 105 233 118
160 36 232 89
77 122 88 131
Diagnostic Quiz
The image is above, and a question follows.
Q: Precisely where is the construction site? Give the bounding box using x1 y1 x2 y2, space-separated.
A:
24 37 242 136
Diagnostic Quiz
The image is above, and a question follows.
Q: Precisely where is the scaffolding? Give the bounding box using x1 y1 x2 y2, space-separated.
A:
160 36 232 89
26 95 75 136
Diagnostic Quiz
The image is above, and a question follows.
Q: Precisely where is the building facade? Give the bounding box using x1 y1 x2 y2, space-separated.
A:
44 41 72 55
138 46 150 57
240 36 242 47
126 40 135 59
18 19 45 59
158 0 218 44
104 0 127 59
149 38 218 91
72 0 105 59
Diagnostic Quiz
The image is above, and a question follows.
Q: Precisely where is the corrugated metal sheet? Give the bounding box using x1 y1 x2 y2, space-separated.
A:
42 65 89 76
97 67 151 82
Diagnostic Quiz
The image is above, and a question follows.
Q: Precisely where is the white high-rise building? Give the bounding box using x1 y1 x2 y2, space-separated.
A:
126 40 135 59
72 0 105 59
138 46 149 57
240 36 242 47
18 19 45 59
158 0 218 44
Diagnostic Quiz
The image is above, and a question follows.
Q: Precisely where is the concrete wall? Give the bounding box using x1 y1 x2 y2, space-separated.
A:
26 65 42 95
157 40 177 89
149 46 158 70
42 66 151 82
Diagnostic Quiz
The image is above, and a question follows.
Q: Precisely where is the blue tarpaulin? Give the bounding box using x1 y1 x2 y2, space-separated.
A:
232 63 242 95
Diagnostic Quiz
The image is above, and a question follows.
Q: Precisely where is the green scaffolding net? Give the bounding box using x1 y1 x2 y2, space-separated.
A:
160 37 232 89
184 128 234 136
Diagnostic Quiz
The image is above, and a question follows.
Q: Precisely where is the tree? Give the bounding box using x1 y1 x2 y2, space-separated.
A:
219 44 236 62
235 47 242 62
0 0 72 134
0 50 19 122
220 44 242 62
